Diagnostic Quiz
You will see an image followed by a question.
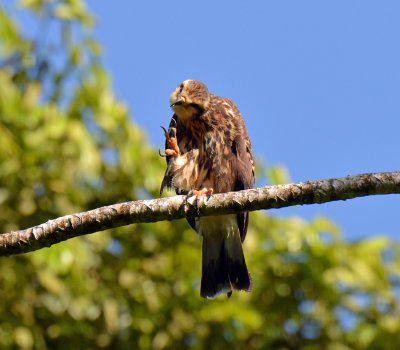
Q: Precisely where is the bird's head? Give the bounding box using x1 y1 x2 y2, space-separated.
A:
170 80 210 121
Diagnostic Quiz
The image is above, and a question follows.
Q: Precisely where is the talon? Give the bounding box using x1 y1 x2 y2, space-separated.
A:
158 148 166 157
188 188 214 200
160 126 168 135
160 124 180 158
165 149 179 157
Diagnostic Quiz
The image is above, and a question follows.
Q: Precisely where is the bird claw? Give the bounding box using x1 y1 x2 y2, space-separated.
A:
160 125 180 158
170 116 177 127
187 188 214 201
186 188 213 215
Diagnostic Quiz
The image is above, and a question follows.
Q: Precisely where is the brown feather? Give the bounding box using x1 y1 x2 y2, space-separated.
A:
161 80 255 298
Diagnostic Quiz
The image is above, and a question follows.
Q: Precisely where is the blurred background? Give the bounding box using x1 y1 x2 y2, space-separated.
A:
0 0 399 349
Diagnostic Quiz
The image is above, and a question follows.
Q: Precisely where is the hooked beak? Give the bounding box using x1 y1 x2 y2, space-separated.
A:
170 96 186 107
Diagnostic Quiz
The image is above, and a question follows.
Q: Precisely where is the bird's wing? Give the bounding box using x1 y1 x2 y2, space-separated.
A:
217 97 255 242
232 132 255 242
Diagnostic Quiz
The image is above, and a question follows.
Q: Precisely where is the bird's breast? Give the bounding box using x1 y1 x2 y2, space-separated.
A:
169 149 200 192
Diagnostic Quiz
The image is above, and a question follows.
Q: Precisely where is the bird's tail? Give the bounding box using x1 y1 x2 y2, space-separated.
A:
200 217 252 299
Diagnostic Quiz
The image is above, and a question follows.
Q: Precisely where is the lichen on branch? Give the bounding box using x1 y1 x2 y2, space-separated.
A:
1 171 399 256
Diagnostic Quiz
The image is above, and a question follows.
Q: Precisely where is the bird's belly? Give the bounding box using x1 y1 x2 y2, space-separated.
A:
197 215 238 238
169 150 200 192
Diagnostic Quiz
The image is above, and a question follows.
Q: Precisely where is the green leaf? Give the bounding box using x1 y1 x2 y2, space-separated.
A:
53 4 76 21
267 164 290 185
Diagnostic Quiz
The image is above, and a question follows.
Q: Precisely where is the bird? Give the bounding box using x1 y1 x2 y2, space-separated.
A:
160 79 255 298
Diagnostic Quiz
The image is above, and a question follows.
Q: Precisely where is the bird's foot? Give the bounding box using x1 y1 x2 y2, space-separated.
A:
159 126 180 157
186 188 213 215
187 188 214 200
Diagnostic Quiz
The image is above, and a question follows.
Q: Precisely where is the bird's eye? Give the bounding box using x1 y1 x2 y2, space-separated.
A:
179 84 184 94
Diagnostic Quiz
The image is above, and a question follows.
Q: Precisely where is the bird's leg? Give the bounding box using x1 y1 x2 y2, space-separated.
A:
188 188 214 200
165 129 180 157
186 188 214 215
159 126 180 157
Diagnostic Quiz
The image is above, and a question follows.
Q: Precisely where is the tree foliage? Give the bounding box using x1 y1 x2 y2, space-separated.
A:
1 1 400 349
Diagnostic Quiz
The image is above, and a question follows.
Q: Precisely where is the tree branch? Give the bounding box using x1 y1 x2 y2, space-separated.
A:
1 171 399 256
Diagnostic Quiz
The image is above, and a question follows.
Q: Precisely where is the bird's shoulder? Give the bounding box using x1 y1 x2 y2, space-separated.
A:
207 94 241 118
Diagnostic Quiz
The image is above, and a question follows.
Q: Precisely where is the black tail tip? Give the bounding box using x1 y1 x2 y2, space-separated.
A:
200 267 252 298
228 259 252 292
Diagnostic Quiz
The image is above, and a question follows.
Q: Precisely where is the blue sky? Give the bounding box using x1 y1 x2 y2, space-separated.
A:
6 1 400 241
87 1 400 241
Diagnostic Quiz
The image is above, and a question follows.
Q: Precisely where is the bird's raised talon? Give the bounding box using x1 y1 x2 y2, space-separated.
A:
160 125 180 158
160 126 168 136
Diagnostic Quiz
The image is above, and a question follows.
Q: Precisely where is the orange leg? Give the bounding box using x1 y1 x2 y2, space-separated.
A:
188 188 214 200
159 126 180 157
